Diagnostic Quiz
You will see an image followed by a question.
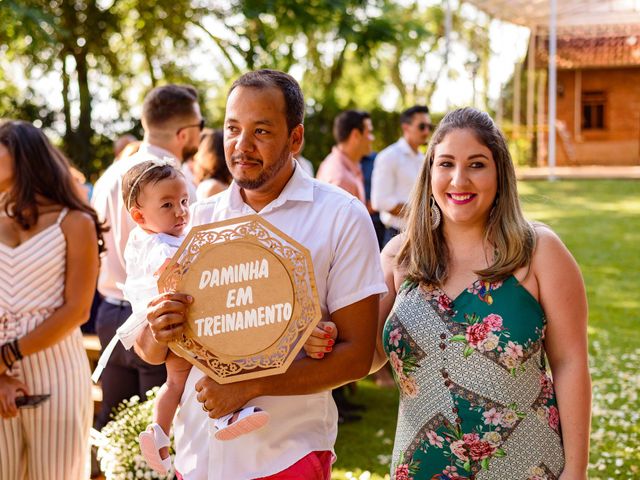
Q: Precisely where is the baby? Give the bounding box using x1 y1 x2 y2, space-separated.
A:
115 159 335 474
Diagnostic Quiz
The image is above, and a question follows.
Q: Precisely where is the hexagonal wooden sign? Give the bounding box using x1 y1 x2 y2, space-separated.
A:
157 214 322 384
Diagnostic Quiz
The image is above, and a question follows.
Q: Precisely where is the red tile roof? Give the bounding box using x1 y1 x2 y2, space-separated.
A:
535 24 640 69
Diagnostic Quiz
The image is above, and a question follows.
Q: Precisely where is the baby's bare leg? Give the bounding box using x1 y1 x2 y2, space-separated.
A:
153 353 192 459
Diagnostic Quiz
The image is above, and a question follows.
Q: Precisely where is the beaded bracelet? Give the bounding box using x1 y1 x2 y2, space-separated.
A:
8 339 23 362
0 339 21 370
1 342 14 370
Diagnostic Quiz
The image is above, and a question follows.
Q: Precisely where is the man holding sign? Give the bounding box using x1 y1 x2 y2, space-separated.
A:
136 69 386 479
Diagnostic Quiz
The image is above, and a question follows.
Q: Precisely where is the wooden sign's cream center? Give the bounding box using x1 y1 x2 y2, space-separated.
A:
182 240 295 358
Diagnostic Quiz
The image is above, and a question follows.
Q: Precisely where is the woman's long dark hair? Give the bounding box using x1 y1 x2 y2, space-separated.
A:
0 120 107 254
196 129 231 185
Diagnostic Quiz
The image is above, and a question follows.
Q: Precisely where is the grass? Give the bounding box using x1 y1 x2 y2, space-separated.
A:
331 179 640 480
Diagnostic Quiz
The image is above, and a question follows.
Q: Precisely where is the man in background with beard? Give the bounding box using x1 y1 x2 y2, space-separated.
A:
91 84 202 429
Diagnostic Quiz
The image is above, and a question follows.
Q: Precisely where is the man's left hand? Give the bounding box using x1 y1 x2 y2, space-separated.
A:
195 376 260 419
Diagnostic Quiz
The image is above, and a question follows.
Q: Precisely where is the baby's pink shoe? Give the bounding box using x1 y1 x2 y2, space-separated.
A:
139 423 171 474
214 406 270 441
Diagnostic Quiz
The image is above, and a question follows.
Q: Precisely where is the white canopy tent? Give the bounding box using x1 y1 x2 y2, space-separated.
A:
465 0 640 27
463 0 640 178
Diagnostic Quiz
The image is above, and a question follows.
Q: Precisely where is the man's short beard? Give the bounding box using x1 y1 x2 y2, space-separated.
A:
233 144 292 190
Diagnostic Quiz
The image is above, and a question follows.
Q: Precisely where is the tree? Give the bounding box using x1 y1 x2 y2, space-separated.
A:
0 0 207 175
1 0 494 174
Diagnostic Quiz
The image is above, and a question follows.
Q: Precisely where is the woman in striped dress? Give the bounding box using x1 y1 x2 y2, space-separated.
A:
0 120 106 479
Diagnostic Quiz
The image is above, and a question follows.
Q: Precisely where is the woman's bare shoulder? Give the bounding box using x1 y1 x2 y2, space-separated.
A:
531 223 567 260
61 209 96 237
381 233 405 261
530 223 579 282
381 234 408 290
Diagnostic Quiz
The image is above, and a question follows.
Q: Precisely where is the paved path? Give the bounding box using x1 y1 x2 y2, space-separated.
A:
517 166 640 180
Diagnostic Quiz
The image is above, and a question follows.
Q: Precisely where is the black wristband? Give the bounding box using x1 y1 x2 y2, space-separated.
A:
8 339 22 361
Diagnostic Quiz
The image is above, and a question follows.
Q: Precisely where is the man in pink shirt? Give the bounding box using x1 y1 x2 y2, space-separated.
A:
316 110 374 204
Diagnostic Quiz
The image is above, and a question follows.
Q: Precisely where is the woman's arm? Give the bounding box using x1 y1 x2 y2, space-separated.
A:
533 226 591 479
370 236 403 374
1 211 99 372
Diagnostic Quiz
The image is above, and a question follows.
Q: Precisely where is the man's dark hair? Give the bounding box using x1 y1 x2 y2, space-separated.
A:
229 70 304 132
400 105 430 125
142 84 199 129
333 110 371 143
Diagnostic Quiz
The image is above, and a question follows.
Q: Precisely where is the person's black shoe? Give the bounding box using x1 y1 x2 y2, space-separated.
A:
341 399 366 412
338 412 363 424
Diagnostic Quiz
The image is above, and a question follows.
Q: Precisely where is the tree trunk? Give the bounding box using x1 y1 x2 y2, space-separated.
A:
73 50 93 174
143 42 158 87
61 53 74 151
390 45 407 107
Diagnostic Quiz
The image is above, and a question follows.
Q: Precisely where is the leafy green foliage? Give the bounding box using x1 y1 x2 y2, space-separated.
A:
1 0 483 178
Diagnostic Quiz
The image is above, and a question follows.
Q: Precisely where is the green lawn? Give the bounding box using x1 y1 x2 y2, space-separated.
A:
332 179 640 480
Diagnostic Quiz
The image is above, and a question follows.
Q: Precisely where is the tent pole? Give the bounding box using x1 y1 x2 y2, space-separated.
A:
445 0 452 109
526 26 536 140
547 0 557 180
513 61 522 138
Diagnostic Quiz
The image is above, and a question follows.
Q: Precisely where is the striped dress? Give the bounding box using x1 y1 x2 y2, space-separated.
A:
0 208 92 480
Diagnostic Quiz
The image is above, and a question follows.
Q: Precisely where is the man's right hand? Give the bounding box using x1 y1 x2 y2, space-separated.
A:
146 292 193 345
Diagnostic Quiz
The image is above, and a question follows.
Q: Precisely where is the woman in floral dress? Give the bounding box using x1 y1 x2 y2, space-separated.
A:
371 108 591 479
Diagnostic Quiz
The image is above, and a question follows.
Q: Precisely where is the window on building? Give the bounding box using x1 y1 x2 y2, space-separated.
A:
582 91 606 130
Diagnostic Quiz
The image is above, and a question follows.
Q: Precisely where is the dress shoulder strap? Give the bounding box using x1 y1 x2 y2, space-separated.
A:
56 207 69 225
399 278 418 293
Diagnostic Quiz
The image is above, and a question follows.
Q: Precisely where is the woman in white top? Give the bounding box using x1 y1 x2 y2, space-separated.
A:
0 120 106 479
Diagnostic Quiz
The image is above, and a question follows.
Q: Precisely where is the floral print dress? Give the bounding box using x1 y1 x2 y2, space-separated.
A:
383 276 564 480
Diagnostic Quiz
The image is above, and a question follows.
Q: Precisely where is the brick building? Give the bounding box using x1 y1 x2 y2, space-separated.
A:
534 24 640 166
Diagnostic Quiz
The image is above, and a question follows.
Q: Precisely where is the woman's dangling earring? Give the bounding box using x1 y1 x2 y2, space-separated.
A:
430 196 441 230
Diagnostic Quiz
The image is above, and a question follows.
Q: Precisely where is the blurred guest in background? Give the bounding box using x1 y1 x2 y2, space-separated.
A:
371 105 431 246
114 134 138 161
194 129 232 200
316 110 374 205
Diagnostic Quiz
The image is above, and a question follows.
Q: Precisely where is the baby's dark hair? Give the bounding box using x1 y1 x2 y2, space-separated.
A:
122 160 182 210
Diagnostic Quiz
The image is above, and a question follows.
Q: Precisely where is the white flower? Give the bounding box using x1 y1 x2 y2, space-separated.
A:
483 431 502 446
501 408 519 427
536 407 549 423
94 386 174 480
478 333 500 352
500 352 520 370
528 465 546 476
